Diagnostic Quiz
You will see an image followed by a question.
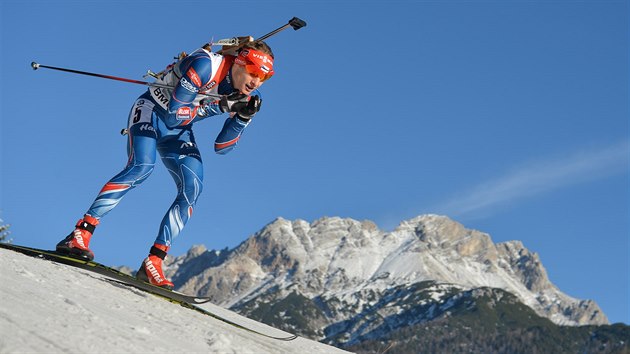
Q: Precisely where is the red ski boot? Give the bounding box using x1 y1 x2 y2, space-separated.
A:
136 244 174 290
56 215 99 261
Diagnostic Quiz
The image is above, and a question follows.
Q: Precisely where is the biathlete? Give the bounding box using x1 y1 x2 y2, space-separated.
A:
56 40 275 289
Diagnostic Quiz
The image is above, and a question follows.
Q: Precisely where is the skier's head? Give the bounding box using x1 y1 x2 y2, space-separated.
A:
232 41 274 95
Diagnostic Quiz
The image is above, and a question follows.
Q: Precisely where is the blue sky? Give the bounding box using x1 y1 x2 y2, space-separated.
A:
1 0 627 324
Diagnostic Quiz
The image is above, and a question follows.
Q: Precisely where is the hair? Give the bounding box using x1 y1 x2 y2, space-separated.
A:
240 40 274 59
203 40 274 58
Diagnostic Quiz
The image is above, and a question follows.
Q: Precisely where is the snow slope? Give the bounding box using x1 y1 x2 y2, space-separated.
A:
0 248 350 353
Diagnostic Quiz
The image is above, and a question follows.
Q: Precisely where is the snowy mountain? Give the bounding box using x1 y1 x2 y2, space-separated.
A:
0 247 349 353
165 214 609 346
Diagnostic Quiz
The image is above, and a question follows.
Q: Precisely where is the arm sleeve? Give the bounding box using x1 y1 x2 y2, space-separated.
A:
214 116 250 154
163 55 220 128
214 88 263 154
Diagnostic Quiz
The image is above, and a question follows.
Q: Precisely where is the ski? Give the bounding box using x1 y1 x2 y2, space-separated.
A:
1 242 298 341
0 243 210 304
180 302 298 341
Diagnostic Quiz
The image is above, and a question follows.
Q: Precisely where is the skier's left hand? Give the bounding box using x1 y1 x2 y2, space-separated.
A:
220 92 262 121
235 95 261 121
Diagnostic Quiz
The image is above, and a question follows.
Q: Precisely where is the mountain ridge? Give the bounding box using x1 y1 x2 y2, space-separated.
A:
166 214 607 330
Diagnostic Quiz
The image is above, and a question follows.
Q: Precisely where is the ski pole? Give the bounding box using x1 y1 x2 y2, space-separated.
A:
257 17 307 41
30 62 222 98
217 17 307 54
31 17 306 92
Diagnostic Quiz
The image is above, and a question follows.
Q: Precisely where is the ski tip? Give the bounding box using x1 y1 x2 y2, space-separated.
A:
31 61 40 70
193 297 213 304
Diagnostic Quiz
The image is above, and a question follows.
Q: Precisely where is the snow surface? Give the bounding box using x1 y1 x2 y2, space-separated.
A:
0 248 350 353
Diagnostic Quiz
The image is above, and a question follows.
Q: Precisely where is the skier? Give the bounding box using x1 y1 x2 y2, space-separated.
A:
56 40 275 290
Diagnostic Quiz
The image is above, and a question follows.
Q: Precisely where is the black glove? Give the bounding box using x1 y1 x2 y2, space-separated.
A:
220 92 262 121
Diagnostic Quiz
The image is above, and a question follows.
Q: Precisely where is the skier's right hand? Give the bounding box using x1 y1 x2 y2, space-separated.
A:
197 98 220 117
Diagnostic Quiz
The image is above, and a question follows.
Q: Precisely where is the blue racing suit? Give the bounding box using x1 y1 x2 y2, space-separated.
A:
85 48 256 247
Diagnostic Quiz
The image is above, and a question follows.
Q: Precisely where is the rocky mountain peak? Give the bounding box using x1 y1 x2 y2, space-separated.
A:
172 214 609 327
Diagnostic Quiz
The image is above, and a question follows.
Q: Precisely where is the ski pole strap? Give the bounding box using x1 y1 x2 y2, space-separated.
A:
150 245 168 260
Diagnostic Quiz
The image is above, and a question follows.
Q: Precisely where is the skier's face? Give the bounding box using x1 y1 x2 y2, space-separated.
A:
231 48 274 95
232 64 264 95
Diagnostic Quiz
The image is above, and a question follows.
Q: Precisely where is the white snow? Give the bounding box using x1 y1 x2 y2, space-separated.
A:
0 248 350 354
